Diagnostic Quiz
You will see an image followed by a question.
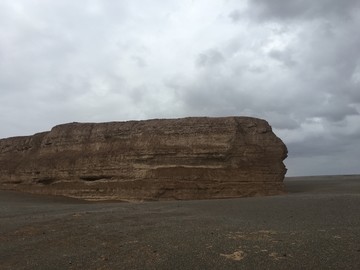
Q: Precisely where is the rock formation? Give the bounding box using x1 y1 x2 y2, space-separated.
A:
0 117 287 201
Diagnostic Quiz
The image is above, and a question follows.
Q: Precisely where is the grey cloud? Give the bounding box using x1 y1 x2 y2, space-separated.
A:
284 148 360 176
314 98 359 122
196 49 225 67
228 9 242 22
288 134 354 158
249 0 360 21
166 67 301 130
131 56 147 68
268 49 297 67
265 113 300 130
282 115 360 175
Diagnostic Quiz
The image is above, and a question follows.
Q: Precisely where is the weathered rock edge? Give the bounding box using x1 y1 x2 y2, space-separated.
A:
0 117 287 201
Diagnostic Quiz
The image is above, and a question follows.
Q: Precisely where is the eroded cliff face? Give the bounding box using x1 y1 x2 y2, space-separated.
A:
0 117 287 201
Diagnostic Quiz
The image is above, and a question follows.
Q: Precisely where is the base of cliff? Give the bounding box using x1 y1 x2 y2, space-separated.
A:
0 180 285 201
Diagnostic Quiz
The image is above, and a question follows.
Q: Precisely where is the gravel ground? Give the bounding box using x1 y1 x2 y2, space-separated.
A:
0 175 359 269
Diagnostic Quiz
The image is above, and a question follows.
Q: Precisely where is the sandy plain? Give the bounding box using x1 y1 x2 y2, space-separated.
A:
0 175 359 269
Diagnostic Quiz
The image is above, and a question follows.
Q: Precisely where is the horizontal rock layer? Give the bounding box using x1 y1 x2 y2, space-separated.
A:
0 117 287 201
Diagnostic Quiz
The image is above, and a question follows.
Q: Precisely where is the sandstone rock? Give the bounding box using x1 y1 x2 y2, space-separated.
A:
0 117 287 201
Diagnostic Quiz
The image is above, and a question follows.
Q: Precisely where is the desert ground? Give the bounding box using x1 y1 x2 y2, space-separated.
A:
0 175 359 269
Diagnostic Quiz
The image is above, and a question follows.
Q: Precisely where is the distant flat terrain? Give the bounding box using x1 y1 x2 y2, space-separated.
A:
1 175 359 269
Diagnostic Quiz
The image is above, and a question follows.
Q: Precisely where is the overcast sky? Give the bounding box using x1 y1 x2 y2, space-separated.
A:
1 0 359 176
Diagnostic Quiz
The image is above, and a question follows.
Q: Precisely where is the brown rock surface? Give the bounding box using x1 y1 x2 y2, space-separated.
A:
0 117 287 200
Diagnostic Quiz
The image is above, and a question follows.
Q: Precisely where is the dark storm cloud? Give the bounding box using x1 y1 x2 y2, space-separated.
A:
181 0 360 176
288 133 355 158
314 97 359 122
285 121 360 176
249 0 360 21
